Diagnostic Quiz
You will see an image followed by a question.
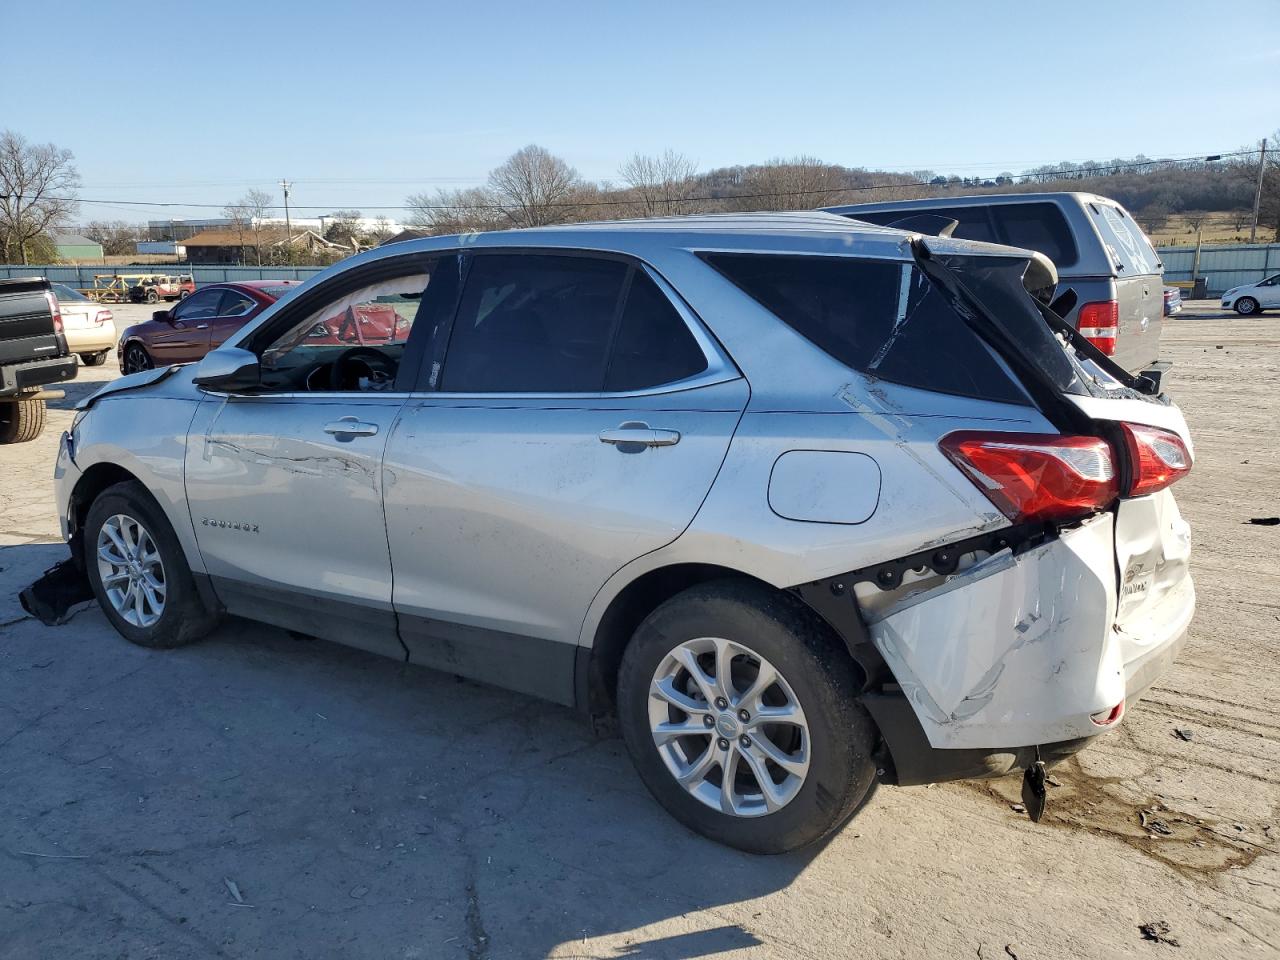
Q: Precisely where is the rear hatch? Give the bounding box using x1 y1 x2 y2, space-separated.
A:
913 239 1193 652
0 277 65 365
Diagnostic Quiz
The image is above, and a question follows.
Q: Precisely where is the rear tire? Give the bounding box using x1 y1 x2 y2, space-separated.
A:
617 579 876 854
1235 297 1260 316
0 395 46 444
80 351 109 366
84 480 218 648
123 343 153 374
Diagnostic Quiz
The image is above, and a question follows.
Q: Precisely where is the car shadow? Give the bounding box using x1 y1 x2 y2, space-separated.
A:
1 541 840 958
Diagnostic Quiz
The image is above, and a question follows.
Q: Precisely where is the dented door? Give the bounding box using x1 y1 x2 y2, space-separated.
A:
184 393 407 659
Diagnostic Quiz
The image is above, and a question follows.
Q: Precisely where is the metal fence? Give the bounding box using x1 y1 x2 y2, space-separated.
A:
0 263 327 287
1156 244 1278 296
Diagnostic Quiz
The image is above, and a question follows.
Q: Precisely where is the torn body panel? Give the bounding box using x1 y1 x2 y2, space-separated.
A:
869 513 1127 750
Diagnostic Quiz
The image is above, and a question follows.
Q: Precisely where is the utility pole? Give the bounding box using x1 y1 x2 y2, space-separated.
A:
279 179 293 254
1250 139 1267 244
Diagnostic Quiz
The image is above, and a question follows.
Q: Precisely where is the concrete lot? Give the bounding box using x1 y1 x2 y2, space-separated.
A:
1 303 1276 959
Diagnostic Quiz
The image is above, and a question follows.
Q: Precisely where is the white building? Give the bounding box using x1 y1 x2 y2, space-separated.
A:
148 215 404 242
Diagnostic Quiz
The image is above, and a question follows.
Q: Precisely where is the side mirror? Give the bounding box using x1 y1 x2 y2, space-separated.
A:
153 309 171 323
192 347 260 392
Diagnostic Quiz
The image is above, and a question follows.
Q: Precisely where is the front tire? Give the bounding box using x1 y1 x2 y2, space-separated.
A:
80 350 109 366
1235 296 1260 316
617 580 876 854
145 289 159 304
123 343 153 374
84 480 218 648
0 395 45 443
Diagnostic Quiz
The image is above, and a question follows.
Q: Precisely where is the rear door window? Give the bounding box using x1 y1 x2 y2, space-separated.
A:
1087 202 1160 276
840 202 1077 267
702 252 1029 405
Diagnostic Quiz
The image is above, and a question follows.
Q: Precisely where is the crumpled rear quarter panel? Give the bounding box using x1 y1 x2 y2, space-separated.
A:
869 514 1122 750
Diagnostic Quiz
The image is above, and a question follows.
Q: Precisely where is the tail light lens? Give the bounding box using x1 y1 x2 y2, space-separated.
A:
44 290 64 334
940 431 1118 523
1077 300 1118 355
97 309 113 325
1090 699 1125 726
1121 423 1191 496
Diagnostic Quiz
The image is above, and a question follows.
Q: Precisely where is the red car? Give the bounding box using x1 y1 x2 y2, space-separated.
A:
118 281 302 373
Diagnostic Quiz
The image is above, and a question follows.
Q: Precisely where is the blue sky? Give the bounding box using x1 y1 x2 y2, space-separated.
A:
6 0 1278 221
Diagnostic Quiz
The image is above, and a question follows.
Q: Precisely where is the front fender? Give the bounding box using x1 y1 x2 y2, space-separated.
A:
64 392 207 574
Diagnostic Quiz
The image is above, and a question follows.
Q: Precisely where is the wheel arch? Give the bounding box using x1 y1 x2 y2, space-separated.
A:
67 463 147 566
579 561 874 721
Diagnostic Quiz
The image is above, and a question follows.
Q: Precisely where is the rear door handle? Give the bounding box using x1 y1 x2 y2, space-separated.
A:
598 421 681 448
324 417 379 439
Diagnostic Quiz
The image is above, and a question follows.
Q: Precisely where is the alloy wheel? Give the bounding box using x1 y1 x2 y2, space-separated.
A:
647 636 810 817
124 346 152 374
96 513 166 627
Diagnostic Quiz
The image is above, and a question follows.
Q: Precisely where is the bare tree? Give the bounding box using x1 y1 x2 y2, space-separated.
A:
406 185 501 234
619 150 698 217
727 157 850 211
82 220 144 256
0 130 80 264
486 145 581 227
1183 210 1210 235
323 209 364 248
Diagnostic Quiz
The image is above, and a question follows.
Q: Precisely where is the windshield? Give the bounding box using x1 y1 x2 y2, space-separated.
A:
52 283 92 302
1087 202 1161 275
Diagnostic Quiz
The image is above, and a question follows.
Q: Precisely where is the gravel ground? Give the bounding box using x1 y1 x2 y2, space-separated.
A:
0 302 1276 959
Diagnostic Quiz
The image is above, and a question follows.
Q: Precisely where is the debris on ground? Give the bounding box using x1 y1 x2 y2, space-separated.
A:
1246 517 1280 526
1138 920 1180 946
1047 775 1063 787
18 557 94 625
1140 810 1174 836
1173 728 1194 742
224 877 246 904
1010 803 1025 814
1004 945 1021 960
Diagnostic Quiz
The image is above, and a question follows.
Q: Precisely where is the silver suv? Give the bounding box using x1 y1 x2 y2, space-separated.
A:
55 213 1195 853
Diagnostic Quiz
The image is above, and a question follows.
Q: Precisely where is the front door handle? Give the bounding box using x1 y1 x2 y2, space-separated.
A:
598 421 681 448
324 417 379 439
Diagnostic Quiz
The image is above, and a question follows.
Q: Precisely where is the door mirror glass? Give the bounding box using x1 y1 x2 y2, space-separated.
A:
192 347 261 392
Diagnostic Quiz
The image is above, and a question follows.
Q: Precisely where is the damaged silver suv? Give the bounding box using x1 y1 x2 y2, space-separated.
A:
54 213 1194 854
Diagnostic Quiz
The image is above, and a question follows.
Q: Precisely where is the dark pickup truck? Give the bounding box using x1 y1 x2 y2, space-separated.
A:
1 277 78 443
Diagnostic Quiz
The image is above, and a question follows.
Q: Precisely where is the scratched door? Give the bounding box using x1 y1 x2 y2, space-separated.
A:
184 393 408 659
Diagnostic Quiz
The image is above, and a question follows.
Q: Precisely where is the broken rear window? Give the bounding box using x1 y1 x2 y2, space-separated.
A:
702 253 1029 406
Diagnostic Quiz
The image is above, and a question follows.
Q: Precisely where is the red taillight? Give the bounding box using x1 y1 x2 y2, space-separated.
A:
1077 300 1118 356
44 290 64 335
97 309 113 325
1121 423 1191 497
940 431 1118 524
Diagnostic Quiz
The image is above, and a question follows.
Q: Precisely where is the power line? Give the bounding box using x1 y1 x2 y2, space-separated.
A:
6 148 1263 215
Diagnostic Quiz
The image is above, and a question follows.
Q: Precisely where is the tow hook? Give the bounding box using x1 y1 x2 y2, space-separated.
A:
1021 747 1048 822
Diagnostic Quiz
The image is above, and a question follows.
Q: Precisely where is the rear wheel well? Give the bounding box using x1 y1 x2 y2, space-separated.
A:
68 463 143 566
585 563 858 719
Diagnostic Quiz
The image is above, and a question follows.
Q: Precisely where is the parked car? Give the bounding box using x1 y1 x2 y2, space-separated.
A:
824 193 1167 377
1221 273 1280 315
0 277 77 443
117 280 302 373
127 274 195 304
1163 285 1183 316
58 214 1195 853
51 283 117 365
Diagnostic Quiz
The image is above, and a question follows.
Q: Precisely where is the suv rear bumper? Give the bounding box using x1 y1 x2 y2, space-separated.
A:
0 355 78 396
865 622 1189 786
